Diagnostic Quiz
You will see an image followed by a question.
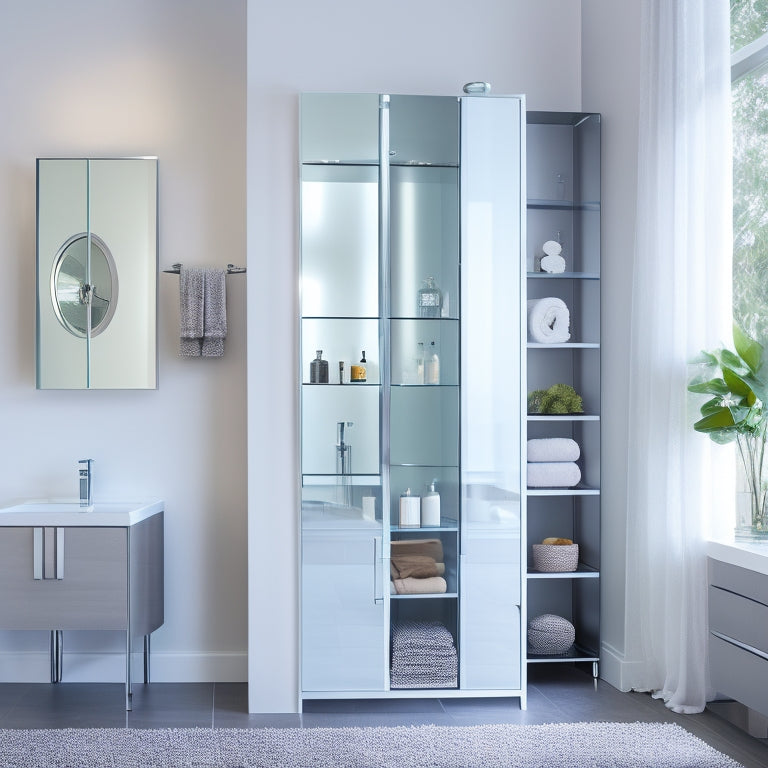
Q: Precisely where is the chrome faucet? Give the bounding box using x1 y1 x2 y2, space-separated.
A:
336 422 353 475
79 459 94 507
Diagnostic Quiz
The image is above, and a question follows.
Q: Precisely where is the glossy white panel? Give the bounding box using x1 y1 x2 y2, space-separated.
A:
301 165 379 319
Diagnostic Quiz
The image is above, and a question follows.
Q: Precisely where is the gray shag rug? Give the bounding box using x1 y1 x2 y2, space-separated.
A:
0 721 745 768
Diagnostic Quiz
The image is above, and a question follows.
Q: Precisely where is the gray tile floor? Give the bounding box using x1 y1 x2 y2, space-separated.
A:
0 667 766 767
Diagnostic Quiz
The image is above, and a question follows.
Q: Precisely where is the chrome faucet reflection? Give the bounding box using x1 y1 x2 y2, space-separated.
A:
79 458 94 507
336 422 353 507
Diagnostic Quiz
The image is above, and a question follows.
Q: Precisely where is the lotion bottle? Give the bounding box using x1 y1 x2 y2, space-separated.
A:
421 480 441 527
425 341 440 384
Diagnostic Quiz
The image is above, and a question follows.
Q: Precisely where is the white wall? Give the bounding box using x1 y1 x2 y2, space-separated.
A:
0 0 248 682
247 0 584 713
581 0 642 689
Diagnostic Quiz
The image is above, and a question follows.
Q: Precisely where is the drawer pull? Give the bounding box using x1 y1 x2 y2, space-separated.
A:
33 528 43 580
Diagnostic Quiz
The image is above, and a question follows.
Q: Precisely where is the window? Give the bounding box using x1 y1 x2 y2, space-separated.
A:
732 2 768 340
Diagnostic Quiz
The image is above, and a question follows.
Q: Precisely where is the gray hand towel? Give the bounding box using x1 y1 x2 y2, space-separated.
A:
179 267 205 357
202 268 227 357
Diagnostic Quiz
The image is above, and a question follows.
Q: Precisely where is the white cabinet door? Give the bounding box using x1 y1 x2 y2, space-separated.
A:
460 499 522 690
301 528 386 692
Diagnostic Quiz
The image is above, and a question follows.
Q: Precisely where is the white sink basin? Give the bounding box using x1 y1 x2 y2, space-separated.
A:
0 499 164 527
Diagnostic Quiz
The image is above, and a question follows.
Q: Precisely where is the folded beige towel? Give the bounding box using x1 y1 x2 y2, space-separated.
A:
391 555 447 580
391 538 444 562
392 576 447 595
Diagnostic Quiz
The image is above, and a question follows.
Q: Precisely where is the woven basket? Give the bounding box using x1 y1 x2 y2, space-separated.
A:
532 543 579 572
527 614 575 655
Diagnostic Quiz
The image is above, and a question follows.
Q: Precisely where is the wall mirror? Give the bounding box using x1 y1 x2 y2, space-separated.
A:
36 158 158 389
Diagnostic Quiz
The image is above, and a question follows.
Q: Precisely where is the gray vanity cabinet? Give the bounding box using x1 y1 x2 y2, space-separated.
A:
708 556 768 719
0 512 163 709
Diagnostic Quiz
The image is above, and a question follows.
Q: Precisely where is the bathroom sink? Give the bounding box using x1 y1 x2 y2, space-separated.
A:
0 499 164 527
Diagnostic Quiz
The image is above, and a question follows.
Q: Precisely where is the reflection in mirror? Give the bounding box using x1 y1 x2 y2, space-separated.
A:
51 233 118 338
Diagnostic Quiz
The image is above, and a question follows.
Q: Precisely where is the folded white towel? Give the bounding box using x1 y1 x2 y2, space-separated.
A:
527 438 580 462
179 267 205 357
527 297 570 343
202 268 227 358
540 253 566 273
527 462 581 488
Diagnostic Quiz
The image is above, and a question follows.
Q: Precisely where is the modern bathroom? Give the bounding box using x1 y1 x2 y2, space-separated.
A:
1 6 767 768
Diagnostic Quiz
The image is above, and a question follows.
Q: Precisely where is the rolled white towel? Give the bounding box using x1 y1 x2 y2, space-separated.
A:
527 297 570 343
527 462 581 488
540 253 566 273
542 240 562 257
527 438 580 463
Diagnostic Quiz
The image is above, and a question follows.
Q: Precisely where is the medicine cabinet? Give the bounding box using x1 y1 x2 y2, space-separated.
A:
36 157 158 389
299 93 525 703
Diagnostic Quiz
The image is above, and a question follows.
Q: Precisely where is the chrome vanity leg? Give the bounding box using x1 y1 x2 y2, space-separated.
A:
143 634 150 684
125 630 132 711
50 630 63 683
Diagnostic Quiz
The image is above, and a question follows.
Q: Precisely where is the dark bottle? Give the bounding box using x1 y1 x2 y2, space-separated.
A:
310 350 329 383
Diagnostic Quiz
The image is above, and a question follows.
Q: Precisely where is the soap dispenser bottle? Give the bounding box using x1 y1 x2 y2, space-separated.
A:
425 341 440 385
421 480 441 527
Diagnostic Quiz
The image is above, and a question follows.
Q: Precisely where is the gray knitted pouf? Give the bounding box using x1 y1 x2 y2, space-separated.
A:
527 613 575 654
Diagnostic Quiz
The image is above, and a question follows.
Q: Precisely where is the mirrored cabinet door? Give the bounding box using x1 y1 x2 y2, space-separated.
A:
36 157 157 390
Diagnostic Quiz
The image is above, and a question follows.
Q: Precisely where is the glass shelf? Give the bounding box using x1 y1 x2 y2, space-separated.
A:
526 272 600 280
527 342 599 350
526 199 600 211
527 564 599 579
527 414 600 422
526 485 600 496
390 593 458 600
391 522 458 533
526 644 599 663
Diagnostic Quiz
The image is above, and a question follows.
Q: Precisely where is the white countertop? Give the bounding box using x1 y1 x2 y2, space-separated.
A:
0 499 164 527
707 539 768 577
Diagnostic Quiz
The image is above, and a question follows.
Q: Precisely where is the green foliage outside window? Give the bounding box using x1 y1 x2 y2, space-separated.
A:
732 1 768 343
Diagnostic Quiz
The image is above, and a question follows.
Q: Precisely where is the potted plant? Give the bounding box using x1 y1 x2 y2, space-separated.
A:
688 324 768 538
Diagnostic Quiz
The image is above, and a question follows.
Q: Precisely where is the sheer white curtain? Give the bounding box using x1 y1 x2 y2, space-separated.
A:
623 0 734 713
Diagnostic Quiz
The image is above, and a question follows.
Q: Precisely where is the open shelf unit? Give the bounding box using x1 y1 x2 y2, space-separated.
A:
524 111 601 680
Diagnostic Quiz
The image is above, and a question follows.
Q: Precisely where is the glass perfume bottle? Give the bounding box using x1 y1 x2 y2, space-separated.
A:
418 277 442 318
309 350 329 383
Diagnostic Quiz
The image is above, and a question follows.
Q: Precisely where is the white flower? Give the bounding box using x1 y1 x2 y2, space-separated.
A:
754 398 764 410
720 395 737 408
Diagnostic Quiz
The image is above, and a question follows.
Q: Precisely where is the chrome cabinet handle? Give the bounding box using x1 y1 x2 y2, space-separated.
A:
33 528 43 580
56 528 64 580
373 536 383 604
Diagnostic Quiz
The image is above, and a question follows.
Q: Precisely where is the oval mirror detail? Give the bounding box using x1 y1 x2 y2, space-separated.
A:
50 233 119 338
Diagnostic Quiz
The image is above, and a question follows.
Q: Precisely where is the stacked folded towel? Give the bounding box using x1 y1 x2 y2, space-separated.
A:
390 620 458 689
527 297 571 344
390 539 447 595
527 438 581 488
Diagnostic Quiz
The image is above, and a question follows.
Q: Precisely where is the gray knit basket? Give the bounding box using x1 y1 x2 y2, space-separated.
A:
532 543 579 572
527 613 575 655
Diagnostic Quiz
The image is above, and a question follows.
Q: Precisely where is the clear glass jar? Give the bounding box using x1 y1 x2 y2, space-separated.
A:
418 277 442 318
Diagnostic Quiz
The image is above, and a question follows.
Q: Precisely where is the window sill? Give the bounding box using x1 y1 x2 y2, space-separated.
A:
707 540 768 576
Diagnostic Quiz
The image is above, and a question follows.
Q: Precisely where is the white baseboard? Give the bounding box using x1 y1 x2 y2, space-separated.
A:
0 651 247 683
600 642 644 692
